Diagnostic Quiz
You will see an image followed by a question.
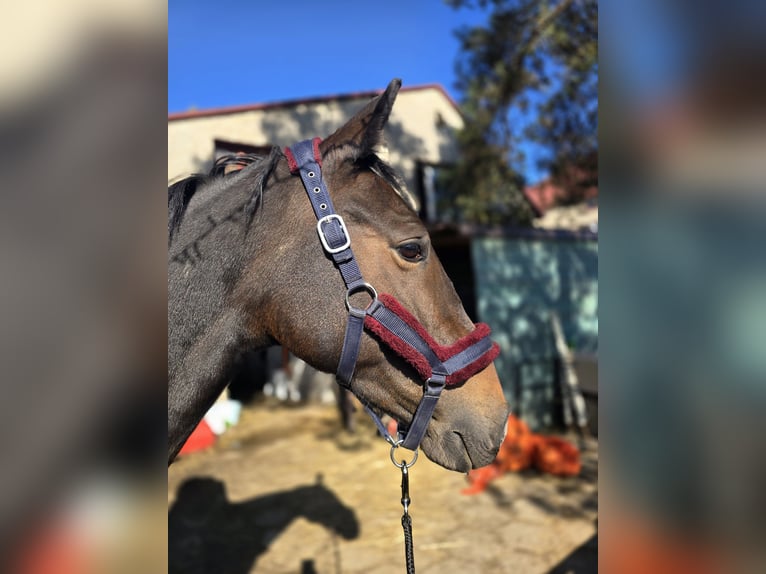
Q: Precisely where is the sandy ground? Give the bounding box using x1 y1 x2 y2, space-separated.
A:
168 401 598 574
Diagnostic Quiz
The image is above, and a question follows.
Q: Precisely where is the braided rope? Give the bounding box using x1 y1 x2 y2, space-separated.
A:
402 513 416 574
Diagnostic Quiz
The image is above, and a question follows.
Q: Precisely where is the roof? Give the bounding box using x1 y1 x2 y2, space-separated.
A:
523 172 598 233
523 180 562 217
168 83 461 122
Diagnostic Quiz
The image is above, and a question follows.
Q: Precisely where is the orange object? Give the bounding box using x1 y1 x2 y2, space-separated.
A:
386 418 398 439
460 464 502 495
496 416 539 472
601 511 725 574
13 522 91 574
534 435 581 476
178 419 216 455
462 414 581 494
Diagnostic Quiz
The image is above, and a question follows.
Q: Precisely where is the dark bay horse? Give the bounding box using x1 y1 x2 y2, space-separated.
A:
168 79 508 471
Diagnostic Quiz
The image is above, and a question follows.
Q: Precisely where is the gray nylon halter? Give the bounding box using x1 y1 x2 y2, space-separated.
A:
285 138 497 451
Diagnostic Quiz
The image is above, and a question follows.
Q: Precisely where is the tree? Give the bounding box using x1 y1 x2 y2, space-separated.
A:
445 0 598 224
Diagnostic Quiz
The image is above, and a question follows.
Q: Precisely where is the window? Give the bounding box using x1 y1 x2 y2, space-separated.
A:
415 161 458 224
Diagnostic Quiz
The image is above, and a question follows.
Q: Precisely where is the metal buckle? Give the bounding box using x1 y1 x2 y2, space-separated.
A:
316 214 351 254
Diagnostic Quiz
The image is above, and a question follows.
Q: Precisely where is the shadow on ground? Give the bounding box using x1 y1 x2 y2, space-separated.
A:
479 437 598 523
547 529 598 573
169 476 360 574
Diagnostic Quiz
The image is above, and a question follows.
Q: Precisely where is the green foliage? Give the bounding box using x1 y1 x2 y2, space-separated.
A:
445 0 598 224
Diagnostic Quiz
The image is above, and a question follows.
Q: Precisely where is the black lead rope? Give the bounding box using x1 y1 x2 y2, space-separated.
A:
400 464 416 574
391 444 418 574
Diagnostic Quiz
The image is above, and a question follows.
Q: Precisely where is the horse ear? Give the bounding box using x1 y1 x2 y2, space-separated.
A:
320 78 401 160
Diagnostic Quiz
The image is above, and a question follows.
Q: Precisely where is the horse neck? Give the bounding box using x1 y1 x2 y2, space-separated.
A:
168 176 277 377
168 174 299 460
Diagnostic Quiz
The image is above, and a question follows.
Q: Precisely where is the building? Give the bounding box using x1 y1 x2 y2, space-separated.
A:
168 83 464 223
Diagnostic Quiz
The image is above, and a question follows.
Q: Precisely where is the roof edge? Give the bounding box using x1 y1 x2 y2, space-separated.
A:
168 83 461 122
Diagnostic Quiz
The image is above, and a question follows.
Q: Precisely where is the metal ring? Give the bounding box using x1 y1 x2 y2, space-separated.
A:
319 203 327 210
390 441 418 468
345 282 378 314
313 187 321 193
308 171 315 178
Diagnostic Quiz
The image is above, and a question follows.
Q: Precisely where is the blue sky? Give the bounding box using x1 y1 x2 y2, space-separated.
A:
169 0 548 181
168 0 489 111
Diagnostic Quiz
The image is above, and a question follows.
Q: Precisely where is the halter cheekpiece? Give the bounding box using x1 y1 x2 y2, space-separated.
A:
285 139 499 451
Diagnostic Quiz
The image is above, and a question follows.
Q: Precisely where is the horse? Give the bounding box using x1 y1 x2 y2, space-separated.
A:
168 79 508 472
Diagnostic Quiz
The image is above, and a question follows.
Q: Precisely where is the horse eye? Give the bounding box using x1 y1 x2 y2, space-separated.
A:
397 242 424 262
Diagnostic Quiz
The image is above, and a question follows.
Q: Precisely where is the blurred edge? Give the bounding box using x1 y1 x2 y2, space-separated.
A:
2 0 766 573
601 1 766 573
0 2 167 573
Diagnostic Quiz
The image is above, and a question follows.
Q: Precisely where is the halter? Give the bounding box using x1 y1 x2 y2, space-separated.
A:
285 139 500 451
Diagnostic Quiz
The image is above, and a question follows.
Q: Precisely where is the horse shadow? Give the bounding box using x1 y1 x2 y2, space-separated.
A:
169 476 360 574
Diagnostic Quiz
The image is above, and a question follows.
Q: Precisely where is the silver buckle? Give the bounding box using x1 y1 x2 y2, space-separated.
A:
317 214 351 254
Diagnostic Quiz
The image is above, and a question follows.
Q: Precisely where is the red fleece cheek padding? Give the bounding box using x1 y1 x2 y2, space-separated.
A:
363 294 501 386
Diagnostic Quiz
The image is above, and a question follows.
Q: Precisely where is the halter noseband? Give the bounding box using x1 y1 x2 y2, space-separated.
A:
285 139 500 451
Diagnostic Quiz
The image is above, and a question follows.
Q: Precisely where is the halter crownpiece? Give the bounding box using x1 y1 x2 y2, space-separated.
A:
285 139 499 451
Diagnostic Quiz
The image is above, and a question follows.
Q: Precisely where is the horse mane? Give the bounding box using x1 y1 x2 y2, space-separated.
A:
168 147 282 243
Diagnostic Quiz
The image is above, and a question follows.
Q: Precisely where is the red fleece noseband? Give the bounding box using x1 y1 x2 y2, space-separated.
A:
364 294 500 386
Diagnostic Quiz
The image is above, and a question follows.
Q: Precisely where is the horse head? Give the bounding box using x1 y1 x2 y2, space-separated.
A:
168 80 508 471
290 477 359 540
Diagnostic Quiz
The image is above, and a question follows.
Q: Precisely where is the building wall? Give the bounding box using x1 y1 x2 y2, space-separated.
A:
471 234 598 430
168 87 463 199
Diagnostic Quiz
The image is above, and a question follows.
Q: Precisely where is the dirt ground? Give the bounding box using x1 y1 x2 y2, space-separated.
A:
168 401 598 574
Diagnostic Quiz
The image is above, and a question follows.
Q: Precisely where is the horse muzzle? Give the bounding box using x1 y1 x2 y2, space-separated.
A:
418 363 509 472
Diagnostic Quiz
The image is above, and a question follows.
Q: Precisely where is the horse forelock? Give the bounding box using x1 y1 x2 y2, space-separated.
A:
351 151 418 213
321 140 419 213
367 155 419 212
